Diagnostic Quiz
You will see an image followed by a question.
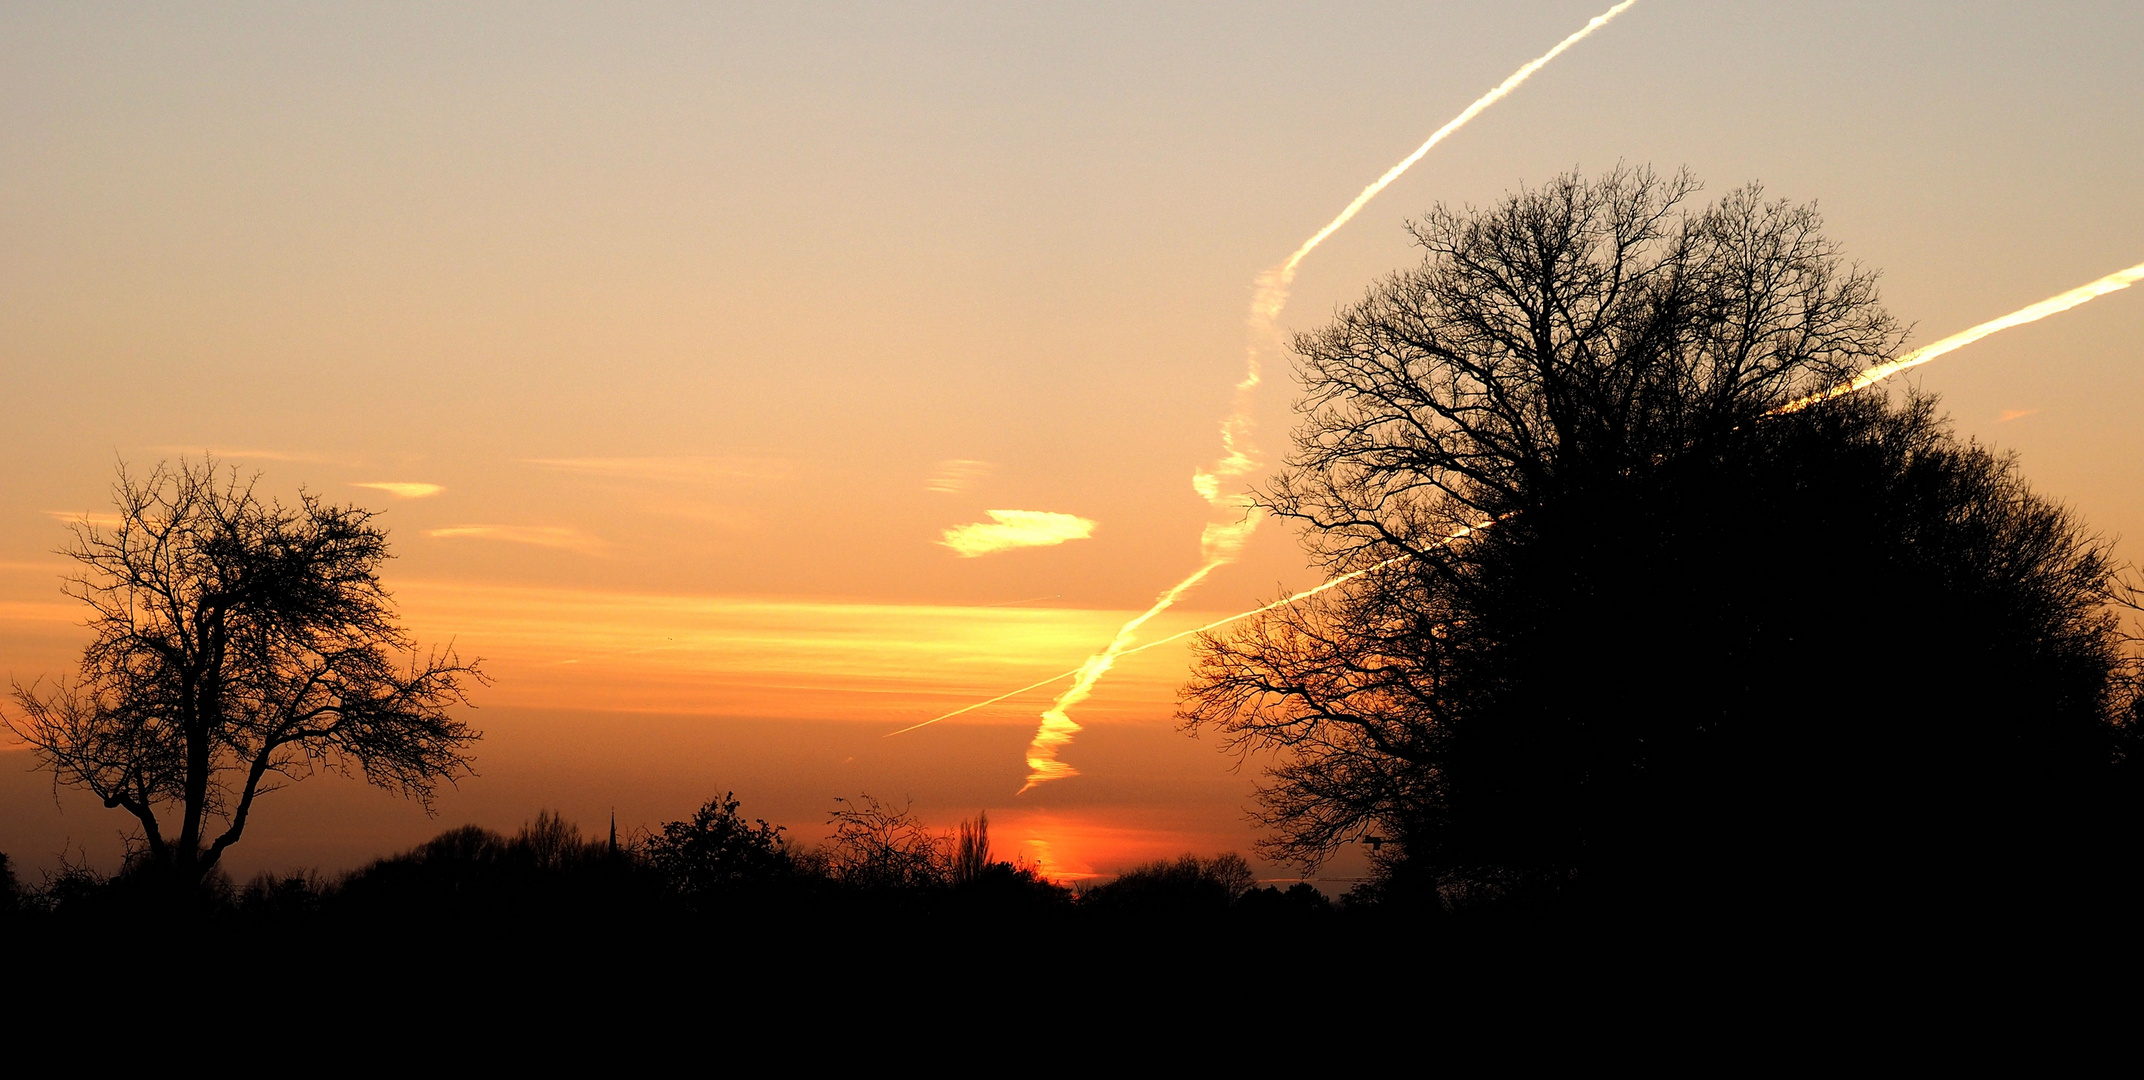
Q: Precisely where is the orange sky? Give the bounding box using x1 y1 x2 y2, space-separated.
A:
4 2 2142 885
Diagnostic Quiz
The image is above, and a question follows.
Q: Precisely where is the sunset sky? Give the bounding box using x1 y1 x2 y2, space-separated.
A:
4 1 2140 884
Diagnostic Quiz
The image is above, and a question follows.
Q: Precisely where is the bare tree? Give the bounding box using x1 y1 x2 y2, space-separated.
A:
825 794 947 891
7 459 485 889
952 810 990 887
1263 165 1902 574
1180 170 2138 914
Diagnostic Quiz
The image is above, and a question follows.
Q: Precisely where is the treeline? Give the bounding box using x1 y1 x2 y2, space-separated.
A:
0 793 1336 931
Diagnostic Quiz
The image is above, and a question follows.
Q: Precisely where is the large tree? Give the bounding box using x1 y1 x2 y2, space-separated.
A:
1180 169 2141 918
7 460 484 889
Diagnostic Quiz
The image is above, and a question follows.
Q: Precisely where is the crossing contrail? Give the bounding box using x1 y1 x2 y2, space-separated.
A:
885 555 1408 740
1008 0 1646 791
922 258 2140 765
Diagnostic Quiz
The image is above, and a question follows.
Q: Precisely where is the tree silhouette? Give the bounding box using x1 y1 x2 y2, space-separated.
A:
825 794 947 891
1077 853 1258 916
1260 165 1900 562
645 792 795 903
951 810 990 886
1181 170 2142 919
6 459 484 892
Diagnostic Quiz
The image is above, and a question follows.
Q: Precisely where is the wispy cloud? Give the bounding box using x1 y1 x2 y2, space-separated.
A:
520 457 789 486
926 459 993 495
354 482 444 499
940 510 1096 558
148 446 342 465
385 579 1216 721
42 510 123 528
426 525 607 555
1997 408 2041 423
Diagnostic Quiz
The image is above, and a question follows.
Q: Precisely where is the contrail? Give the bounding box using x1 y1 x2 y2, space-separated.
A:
886 555 1408 739
1247 0 1642 330
1781 260 2144 413
1018 518 1253 791
927 259 2140 760
1010 0 1645 792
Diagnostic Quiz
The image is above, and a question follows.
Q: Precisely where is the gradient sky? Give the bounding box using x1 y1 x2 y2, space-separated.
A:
4 1 2140 883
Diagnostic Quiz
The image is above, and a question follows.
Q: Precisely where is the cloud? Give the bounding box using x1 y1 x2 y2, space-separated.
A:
520 457 789 485
384 578 1206 721
425 525 607 555
926 459 993 495
354 482 444 499
940 510 1096 558
148 446 342 464
42 510 123 528
1997 409 2041 423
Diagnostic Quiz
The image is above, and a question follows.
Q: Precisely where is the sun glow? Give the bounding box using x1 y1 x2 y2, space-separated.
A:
392 580 1215 722
889 554 1406 739
993 809 1254 882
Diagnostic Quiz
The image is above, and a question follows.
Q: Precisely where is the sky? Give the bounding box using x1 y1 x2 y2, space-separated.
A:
3 1 2141 884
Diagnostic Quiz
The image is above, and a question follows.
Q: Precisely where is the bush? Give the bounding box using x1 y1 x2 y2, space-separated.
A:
1079 854 1257 916
644 793 797 904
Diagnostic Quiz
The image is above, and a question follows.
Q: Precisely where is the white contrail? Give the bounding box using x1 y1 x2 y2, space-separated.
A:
1248 0 1642 329
1010 0 1645 792
1782 261 2144 413
1017 517 1254 791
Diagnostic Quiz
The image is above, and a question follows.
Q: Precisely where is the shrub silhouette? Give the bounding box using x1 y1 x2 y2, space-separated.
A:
0 853 20 918
1080 854 1257 916
825 794 948 892
337 811 653 924
236 870 332 921
1235 881 1333 919
644 792 798 905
